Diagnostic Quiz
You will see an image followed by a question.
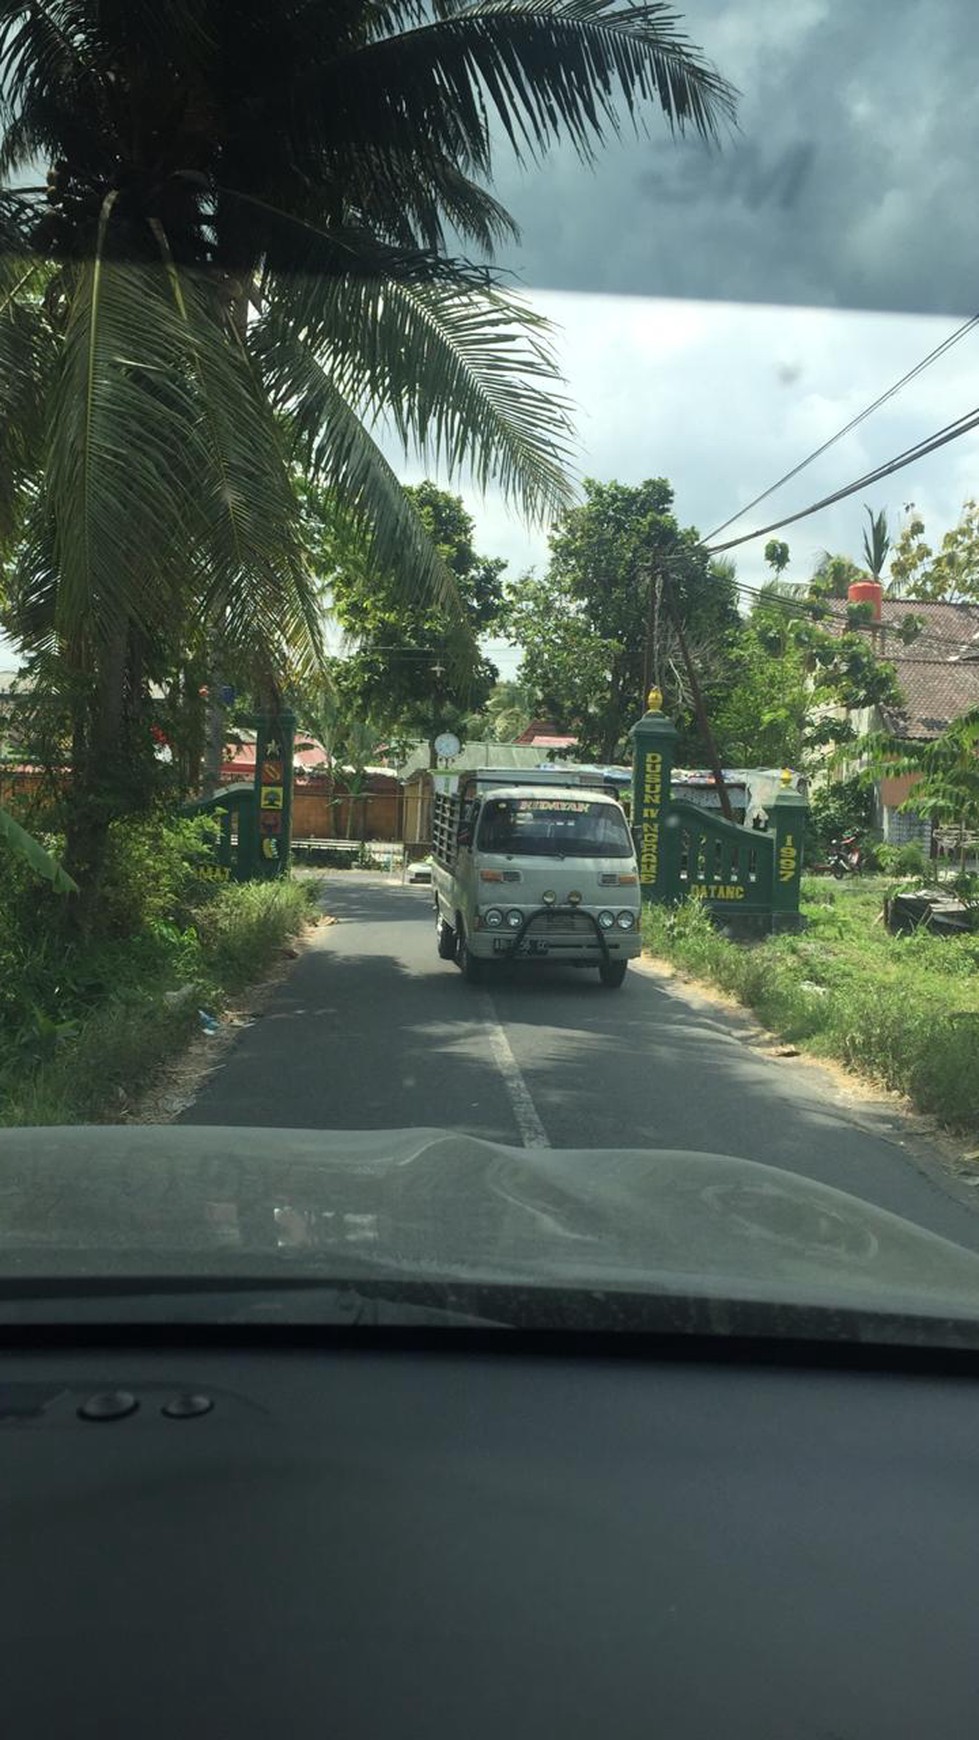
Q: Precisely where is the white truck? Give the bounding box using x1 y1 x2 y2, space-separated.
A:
431 767 642 989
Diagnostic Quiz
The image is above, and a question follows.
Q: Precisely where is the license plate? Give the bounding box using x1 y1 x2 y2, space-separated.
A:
494 936 549 956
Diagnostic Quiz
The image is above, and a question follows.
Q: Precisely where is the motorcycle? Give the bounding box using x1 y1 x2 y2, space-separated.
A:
828 834 863 878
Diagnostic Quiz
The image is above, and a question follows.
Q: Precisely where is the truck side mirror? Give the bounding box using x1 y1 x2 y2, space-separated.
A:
457 826 472 848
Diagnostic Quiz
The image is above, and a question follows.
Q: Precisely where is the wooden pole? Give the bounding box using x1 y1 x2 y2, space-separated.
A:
660 573 735 824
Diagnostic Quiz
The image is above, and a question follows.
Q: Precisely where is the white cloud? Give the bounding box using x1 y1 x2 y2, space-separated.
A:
408 293 979 611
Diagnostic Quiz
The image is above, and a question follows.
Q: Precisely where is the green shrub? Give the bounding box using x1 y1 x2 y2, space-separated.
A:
0 805 318 1124
643 883 979 1132
805 776 876 866
875 841 931 879
95 812 226 938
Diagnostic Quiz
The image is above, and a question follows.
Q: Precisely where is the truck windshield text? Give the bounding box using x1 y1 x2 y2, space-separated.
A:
477 799 633 859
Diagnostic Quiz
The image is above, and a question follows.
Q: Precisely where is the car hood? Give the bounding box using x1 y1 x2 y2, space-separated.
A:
2 1124 979 1334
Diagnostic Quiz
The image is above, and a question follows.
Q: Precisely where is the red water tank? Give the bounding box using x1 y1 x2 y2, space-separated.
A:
847 579 883 620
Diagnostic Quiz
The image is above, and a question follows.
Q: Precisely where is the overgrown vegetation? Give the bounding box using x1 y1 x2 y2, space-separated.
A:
805 776 876 866
0 815 317 1126
642 879 979 1132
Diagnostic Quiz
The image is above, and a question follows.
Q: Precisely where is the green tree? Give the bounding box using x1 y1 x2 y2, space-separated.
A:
855 707 979 868
887 501 979 601
763 539 790 579
327 482 506 762
714 611 809 767
809 552 865 599
0 1 734 916
505 478 740 762
466 680 538 743
717 541 905 771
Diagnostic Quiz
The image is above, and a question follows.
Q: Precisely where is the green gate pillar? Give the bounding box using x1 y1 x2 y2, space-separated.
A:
629 688 678 903
771 772 807 931
250 708 296 878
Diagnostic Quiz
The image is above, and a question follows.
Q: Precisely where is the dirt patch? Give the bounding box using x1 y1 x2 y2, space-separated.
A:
127 909 330 1126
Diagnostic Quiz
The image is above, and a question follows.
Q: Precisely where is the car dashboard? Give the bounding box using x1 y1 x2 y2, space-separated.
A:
5 1326 979 1738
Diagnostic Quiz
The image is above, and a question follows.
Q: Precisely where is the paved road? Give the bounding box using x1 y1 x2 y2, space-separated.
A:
182 873 979 1251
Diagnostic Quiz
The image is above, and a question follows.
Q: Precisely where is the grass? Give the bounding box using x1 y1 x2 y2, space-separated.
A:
0 875 318 1126
642 875 979 1133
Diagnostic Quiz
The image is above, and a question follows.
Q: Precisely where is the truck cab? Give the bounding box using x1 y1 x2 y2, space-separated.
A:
432 770 642 989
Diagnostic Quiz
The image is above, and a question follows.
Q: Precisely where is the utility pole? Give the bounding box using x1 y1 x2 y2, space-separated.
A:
660 571 735 824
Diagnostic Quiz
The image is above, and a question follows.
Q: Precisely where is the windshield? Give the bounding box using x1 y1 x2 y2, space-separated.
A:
2 0 979 1340
477 798 634 859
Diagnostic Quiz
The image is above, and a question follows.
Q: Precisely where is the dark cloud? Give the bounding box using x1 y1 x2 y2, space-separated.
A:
485 0 979 316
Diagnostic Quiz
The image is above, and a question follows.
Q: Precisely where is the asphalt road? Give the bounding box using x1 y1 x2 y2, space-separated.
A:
182 873 979 1251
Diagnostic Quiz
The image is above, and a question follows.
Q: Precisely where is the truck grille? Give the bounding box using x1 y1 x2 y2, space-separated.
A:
527 910 595 936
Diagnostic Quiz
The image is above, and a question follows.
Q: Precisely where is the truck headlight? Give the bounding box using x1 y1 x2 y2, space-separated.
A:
505 909 523 928
597 910 615 929
615 910 635 930
483 908 504 928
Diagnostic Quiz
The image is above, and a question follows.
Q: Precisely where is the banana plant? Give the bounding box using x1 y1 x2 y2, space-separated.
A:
0 803 78 893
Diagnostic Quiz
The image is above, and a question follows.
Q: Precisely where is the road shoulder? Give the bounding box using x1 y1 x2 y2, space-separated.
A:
634 952 979 1217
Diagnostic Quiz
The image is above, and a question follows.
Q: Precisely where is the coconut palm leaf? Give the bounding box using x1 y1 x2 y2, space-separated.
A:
41 202 210 642
0 257 52 544
255 308 472 624
265 258 575 521
147 229 324 674
306 0 735 176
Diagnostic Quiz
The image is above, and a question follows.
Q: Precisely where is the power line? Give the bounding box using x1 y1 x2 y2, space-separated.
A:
705 312 979 544
732 577 979 659
706 403 979 556
654 538 979 660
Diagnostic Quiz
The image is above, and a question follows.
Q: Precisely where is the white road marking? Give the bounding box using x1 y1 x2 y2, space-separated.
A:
481 993 551 1148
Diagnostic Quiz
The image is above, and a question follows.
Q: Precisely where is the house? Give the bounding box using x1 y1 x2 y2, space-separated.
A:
826 585 979 850
514 719 578 752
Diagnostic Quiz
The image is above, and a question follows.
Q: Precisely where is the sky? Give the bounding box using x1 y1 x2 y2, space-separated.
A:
5 0 979 683
395 294 979 679
388 0 979 680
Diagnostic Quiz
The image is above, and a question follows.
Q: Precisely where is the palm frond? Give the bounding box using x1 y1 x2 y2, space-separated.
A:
267 266 576 521
330 148 520 254
254 309 475 647
379 154 520 254
150 223 322 655
42 198 213 642
0 257 53 543
310 0 735 176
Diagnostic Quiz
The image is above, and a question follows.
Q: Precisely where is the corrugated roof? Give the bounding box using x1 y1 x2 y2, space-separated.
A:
824 596 979 659
399 740 545 779
881 659 979 740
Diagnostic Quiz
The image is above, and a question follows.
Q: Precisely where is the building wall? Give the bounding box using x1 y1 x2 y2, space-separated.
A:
292 780 401 841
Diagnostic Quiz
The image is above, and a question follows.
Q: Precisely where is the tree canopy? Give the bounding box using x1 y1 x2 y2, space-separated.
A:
505 477 740 763
0 0 734 906
325 481 506 758
888 501 979 602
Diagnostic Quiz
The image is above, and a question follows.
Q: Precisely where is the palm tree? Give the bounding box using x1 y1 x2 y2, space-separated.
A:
0 0 734 905
862 506 890 582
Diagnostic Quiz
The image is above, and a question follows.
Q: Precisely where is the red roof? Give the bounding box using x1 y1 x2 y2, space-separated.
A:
221 737 331 778
515 719 578 748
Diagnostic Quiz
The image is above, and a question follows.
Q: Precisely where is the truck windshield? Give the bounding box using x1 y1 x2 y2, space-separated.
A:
476 798 634 858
